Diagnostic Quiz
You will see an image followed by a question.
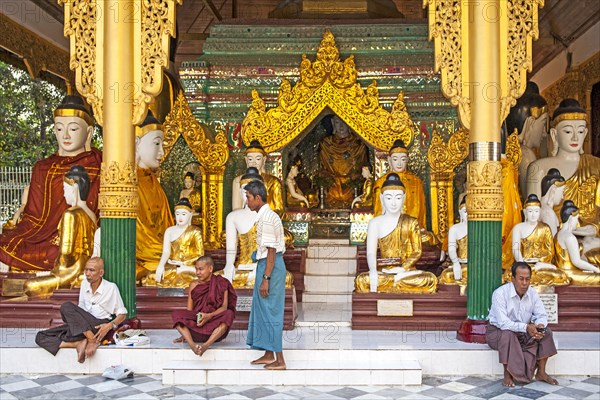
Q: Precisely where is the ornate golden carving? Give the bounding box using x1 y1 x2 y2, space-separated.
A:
424 0 543 129
132 0 183 125
466 160 504 221
99 161 139 218
59 0 102 125
428 127 469 246
0 14 74 86
241 30 416 152
505 129 522 168
163 91 229 249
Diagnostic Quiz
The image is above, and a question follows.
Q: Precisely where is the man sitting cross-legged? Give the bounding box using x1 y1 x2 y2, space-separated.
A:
487 261 559 387
35 257 127 363
172 256 237 356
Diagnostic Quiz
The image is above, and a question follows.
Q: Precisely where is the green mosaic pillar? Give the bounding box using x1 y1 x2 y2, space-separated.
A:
101 219 136 317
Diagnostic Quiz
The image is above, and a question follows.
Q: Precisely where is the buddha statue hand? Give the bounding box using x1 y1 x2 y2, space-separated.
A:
246 269 256 286
394 269 421 284
534 262 557 270
155 264 166 283
351 196 360 208
523 257 540 263
176 265 195 275
369 270 379 292
452 261 462 281
223 264 235 282
574 225 598 237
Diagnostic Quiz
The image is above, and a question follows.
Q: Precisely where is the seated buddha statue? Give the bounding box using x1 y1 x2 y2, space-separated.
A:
439 198 468 286
508 194 570 286
540 169 566 237
372 139 426 228
527 99 599 233
555 201 600 285
505 81 549 198
0 95 101 273
285 158 318 209
231 140 284 215
351 163 374 209
24 166 97 297
135 111 175 282
218 167 293 288
318 115 369 208
355 173 437 293
179 171 202 225
150 198 204 288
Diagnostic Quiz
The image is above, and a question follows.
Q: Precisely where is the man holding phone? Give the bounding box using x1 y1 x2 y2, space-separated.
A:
486 262 559 387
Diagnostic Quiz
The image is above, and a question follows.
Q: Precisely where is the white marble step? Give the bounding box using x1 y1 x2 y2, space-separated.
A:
307 245 357 260
162 359 422 385
304 275 355 293
302 292 352 303
306 258 357 275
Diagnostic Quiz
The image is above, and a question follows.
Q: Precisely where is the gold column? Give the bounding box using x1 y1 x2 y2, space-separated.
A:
202 169 225 250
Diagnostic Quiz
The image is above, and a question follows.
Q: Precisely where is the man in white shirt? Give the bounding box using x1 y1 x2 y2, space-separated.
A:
35 257 128 363
244 179 287 370
487 261 558 387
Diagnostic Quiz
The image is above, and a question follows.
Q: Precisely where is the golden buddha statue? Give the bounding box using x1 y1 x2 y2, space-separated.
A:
232 140 284 215
24 166 97 297
506 194 570 286
0 95 101 273
318 115 369 208
373 139 426 228
179 171 202 225
351 164 374 209
439 198 468 287
219 167 293 288
555 201 600 285
135 111 175 280
355 173 437 293
527 99 600 232
285 158 318 209
146 198 204 288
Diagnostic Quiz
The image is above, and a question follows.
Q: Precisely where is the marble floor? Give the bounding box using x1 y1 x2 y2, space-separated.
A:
1 373 598 399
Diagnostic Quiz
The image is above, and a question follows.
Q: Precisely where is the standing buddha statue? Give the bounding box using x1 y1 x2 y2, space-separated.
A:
179 171 202 225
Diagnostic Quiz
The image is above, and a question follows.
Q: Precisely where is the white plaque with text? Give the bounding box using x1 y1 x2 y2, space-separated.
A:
539 294 558 324
236 296 253 312
377 300 413 316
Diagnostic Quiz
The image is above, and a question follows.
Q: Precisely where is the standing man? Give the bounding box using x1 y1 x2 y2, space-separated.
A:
35 257 127 363
487 261 558 387
244 180 287 370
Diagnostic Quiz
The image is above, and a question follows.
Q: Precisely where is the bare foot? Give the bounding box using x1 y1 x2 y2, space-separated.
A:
187 341 199 354
251 355 276 365
85 340 100 359
172 336 185 343
76 340 87 363
264 360 286 370
503 369 515 387
535 372 558 385
197 344 208 357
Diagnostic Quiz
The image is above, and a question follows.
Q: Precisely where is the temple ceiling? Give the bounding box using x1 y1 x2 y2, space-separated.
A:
1 0 598 83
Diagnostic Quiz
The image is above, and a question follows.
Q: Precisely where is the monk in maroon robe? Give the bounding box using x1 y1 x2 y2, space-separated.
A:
172 256 237 356
1 96 101 272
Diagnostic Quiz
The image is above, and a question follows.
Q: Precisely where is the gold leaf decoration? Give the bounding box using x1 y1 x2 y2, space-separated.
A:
428 127 469 173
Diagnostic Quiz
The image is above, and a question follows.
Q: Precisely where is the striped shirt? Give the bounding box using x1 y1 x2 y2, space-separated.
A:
255 204 285 259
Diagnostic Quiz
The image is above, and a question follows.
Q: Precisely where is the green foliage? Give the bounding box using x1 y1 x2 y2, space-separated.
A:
0 61 65 167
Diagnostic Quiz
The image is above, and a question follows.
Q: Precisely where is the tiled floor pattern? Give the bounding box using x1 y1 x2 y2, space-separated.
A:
0 374 598 399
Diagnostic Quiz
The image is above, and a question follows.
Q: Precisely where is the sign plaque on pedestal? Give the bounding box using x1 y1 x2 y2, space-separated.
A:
236 296 253 312
377 299 413 316
539 293 558 324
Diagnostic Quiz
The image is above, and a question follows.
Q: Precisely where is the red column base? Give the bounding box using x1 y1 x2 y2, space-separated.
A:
457 319 488 343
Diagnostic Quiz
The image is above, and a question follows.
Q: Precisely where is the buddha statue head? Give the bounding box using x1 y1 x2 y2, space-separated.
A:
388 139 409 173
63 165 91 206
53 95 94 157
541 168 566 205
361 163 373 179
550 99 588 156
505 81 548 149
135 110 164 170
523 194 542 223
240 166 264 206
331 115 350 139
174 198 194 227
380 172 406 215
183 172 195 189
244 140 267 173
560 200 579 228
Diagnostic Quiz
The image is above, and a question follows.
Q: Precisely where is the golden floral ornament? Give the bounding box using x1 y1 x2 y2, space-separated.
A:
505 129 522 168
241 30 415 152
466 160 504 221
99 161 139 218
427 127 469 173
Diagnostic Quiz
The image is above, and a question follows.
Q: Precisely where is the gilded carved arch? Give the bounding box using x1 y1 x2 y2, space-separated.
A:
241 30 416 152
